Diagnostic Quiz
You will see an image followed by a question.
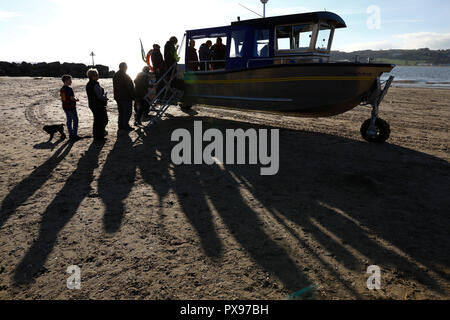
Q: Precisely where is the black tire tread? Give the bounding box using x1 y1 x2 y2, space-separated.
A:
360 118 391 143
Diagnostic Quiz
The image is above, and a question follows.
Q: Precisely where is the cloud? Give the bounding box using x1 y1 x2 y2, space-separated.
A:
343 32 450 51
0 10 20 21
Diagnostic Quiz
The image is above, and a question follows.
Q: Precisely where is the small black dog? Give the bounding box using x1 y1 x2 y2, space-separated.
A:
43 124 66 141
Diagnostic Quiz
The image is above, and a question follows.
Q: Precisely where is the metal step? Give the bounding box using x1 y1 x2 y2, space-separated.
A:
143 63 184 128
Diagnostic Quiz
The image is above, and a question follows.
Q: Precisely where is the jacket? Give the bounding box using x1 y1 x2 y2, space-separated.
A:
199 43 212 61
113 70 135 101
187 46 199 71
164 40 179 69
151 48 166 74
134 71 151 100
60 85 76 109
86 80 108 109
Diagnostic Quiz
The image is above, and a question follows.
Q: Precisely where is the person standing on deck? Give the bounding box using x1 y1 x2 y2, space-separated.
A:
199 40 212 71
187 39 200 71
211 37 226 69
113 62 135 132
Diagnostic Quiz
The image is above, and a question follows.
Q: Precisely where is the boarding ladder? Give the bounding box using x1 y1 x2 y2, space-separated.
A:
143 63 184 127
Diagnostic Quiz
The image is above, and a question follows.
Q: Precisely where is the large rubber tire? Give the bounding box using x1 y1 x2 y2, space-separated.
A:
360 118 391 143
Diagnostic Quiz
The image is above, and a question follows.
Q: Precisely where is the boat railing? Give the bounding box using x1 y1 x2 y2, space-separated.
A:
190 59 226 72
247 55 330 68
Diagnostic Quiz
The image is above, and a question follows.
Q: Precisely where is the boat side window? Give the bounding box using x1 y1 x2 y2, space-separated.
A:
293 24 314 50
255 29 270 57
230 31 246 58
316 24 333 51
276 26 292 50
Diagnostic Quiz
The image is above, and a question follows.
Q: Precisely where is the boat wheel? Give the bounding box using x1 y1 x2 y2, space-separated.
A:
360 118 391 143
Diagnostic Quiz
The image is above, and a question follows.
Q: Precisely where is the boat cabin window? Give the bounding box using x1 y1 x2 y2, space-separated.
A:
293 24 314 49
188 35 228 71
316 24 333 51
230 30 246 58
276 24 314 52
255 29 270 57
276 26 291 50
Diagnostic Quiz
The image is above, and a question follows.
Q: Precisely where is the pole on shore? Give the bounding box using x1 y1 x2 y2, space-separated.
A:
90 51 96 66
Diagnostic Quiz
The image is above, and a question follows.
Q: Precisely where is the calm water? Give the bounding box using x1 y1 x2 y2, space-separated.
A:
381 66 450 88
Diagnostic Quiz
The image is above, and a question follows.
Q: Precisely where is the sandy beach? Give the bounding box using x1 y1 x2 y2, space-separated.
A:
0 76 448 300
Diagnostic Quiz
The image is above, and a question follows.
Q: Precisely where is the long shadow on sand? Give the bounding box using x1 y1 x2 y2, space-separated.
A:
95 116 449 297
13 141 105 285
0 141 74 229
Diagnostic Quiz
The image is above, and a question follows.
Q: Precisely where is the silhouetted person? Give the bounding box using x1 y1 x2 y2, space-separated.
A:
199 40 212 71
187 39 199 71
60 75 80 141
151 44 166 84
164 36 179 70
134 66 151 125
211 37 226 69
86 68 108 141
113 62 135 131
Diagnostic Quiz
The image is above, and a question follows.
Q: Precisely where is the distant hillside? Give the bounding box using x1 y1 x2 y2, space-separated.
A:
331 48 450 66
0 61 115 78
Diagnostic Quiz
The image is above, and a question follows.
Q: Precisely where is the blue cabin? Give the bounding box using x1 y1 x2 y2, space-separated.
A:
185 11 347 72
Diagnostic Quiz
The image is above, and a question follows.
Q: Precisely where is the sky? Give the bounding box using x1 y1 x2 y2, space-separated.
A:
1 0 449 77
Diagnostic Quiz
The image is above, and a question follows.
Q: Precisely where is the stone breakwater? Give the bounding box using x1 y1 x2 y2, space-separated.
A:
0 61 114 78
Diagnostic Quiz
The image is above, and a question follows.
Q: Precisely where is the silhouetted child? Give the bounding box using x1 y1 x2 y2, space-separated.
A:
60 75 81 141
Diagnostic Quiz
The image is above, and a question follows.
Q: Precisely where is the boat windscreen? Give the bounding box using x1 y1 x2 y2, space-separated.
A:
276 26 291 50
293 24 314 49
276 24 314 51
316 25 333 51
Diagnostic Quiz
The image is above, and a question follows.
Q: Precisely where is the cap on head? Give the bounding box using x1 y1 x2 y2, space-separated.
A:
170 36 178 44
153 44 160 49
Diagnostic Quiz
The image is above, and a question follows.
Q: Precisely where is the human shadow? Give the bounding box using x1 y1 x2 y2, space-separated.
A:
93 113 449 296
0 141 74 229
244 132 450 293
140 116 449 296
13 141 105 285
98 134 136 234
139 125 224 258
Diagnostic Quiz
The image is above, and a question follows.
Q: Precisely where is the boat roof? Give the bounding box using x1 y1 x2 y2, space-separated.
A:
187 26 229 39
231 11 346 28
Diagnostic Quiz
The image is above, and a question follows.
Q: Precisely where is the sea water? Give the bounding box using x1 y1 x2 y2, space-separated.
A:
381 66 450 89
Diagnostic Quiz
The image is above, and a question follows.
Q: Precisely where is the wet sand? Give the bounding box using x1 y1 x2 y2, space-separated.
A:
0 77 448 300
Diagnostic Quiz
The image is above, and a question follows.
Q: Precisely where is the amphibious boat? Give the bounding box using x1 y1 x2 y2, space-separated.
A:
146 11 395 143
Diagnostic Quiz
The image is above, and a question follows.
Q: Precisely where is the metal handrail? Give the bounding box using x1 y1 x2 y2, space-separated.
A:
144 62 178 104
188 59 227 71
246 55 329 68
